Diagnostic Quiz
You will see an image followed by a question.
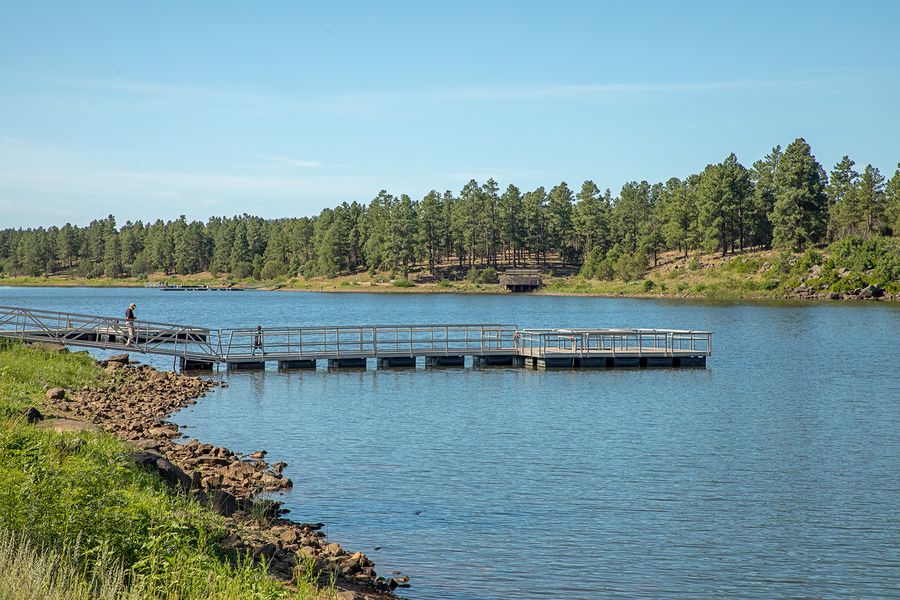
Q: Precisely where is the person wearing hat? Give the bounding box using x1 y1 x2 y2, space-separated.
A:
125 303 137 347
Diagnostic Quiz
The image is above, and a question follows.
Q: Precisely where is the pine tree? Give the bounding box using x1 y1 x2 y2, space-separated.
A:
750 146 781 248
103 232 122 278
885 165 900 237
522 187 547 265
771 138 828 250
856 164 886 237
826 155 860 240
574 180 610 258
546 182 574 263
500 184 524 266
661 177 697 258
419 190 444 275
614 181 650 254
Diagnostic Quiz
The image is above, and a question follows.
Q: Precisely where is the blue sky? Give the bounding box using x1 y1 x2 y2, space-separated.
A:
2 1 899 228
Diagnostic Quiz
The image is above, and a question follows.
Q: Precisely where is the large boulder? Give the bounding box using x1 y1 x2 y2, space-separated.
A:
858 284 885 299
133 451 192 491
207 489 239 516
45 387 66 400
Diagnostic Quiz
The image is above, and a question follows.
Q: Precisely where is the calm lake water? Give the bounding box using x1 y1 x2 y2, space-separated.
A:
2 287 899 599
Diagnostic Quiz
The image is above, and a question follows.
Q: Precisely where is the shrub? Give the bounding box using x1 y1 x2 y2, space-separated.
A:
614 252 647 282
259 260 285 281
231 261 253 279
796 248 823 272
392 278 414 288
642 279 655 292
722 256 763 274
687 256 702 271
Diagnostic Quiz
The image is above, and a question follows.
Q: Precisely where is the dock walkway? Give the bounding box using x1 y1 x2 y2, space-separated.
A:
0 306 712 370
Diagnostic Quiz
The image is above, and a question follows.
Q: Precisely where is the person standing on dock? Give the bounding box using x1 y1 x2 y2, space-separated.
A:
125 303 137 347
252 325 264 355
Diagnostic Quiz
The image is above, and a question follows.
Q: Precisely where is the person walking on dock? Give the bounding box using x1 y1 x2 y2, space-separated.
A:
252 325 264 355
125 303 137 347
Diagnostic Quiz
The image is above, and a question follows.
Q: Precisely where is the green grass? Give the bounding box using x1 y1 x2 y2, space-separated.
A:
0 342 327 600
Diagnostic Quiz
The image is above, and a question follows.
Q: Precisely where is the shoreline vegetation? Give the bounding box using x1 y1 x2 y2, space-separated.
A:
2 241 897 302
1 138 898 303
0 341 401 600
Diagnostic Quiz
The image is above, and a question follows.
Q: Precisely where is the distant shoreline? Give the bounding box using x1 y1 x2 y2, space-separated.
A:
1 276 896 303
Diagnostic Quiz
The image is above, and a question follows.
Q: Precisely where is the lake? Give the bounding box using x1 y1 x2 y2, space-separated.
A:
2 286 898 599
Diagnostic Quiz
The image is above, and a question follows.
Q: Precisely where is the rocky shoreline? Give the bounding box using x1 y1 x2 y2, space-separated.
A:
39 353 407 599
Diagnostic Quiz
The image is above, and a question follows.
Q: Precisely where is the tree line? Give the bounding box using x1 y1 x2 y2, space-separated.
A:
2 138 899 282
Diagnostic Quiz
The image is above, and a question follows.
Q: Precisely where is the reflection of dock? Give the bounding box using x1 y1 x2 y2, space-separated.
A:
0 305 712 372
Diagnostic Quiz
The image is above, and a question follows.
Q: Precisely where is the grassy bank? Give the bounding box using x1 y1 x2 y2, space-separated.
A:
2 238 897 302
0 342 325 599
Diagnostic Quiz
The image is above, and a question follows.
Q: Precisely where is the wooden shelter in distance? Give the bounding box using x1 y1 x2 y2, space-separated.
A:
500 269 543 292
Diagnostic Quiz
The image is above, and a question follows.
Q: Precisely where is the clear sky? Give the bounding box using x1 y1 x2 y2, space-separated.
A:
2 0 899 228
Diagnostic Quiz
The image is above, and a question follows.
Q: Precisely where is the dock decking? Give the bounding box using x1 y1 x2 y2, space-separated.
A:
0 306 712 371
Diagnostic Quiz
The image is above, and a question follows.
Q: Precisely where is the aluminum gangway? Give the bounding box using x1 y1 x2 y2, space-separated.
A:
0 306 712 370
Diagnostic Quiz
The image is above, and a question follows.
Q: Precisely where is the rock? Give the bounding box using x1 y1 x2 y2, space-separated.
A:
133 451 192 491
45 387 66 400
248 450 267 460
829 292 842 300
108 353 130 364
207 489 238 516
271 461 288 474
196 456 231 467
147 426 179 438
22 406 43 424
334 592 357 600
279 528 301 546
253 542 278 560
132 438 159 451
219 533 242 550
859 284 885 299
323 542 342 556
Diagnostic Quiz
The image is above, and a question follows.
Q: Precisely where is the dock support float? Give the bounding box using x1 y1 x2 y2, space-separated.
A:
577 357 611 368
425 355 465 367
227 361 265 371
674 356 706 367
537 357 575 369
474 355 517 366
180 357 214 371
377 356 416 368
278 359 316 370
612 357 641 368
327 358 367 369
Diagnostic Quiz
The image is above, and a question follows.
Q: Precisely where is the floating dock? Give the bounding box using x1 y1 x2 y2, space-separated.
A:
0 306 712 372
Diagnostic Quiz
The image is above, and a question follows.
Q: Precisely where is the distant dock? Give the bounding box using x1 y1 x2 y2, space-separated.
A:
146 283 245 292
0 306 712 372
